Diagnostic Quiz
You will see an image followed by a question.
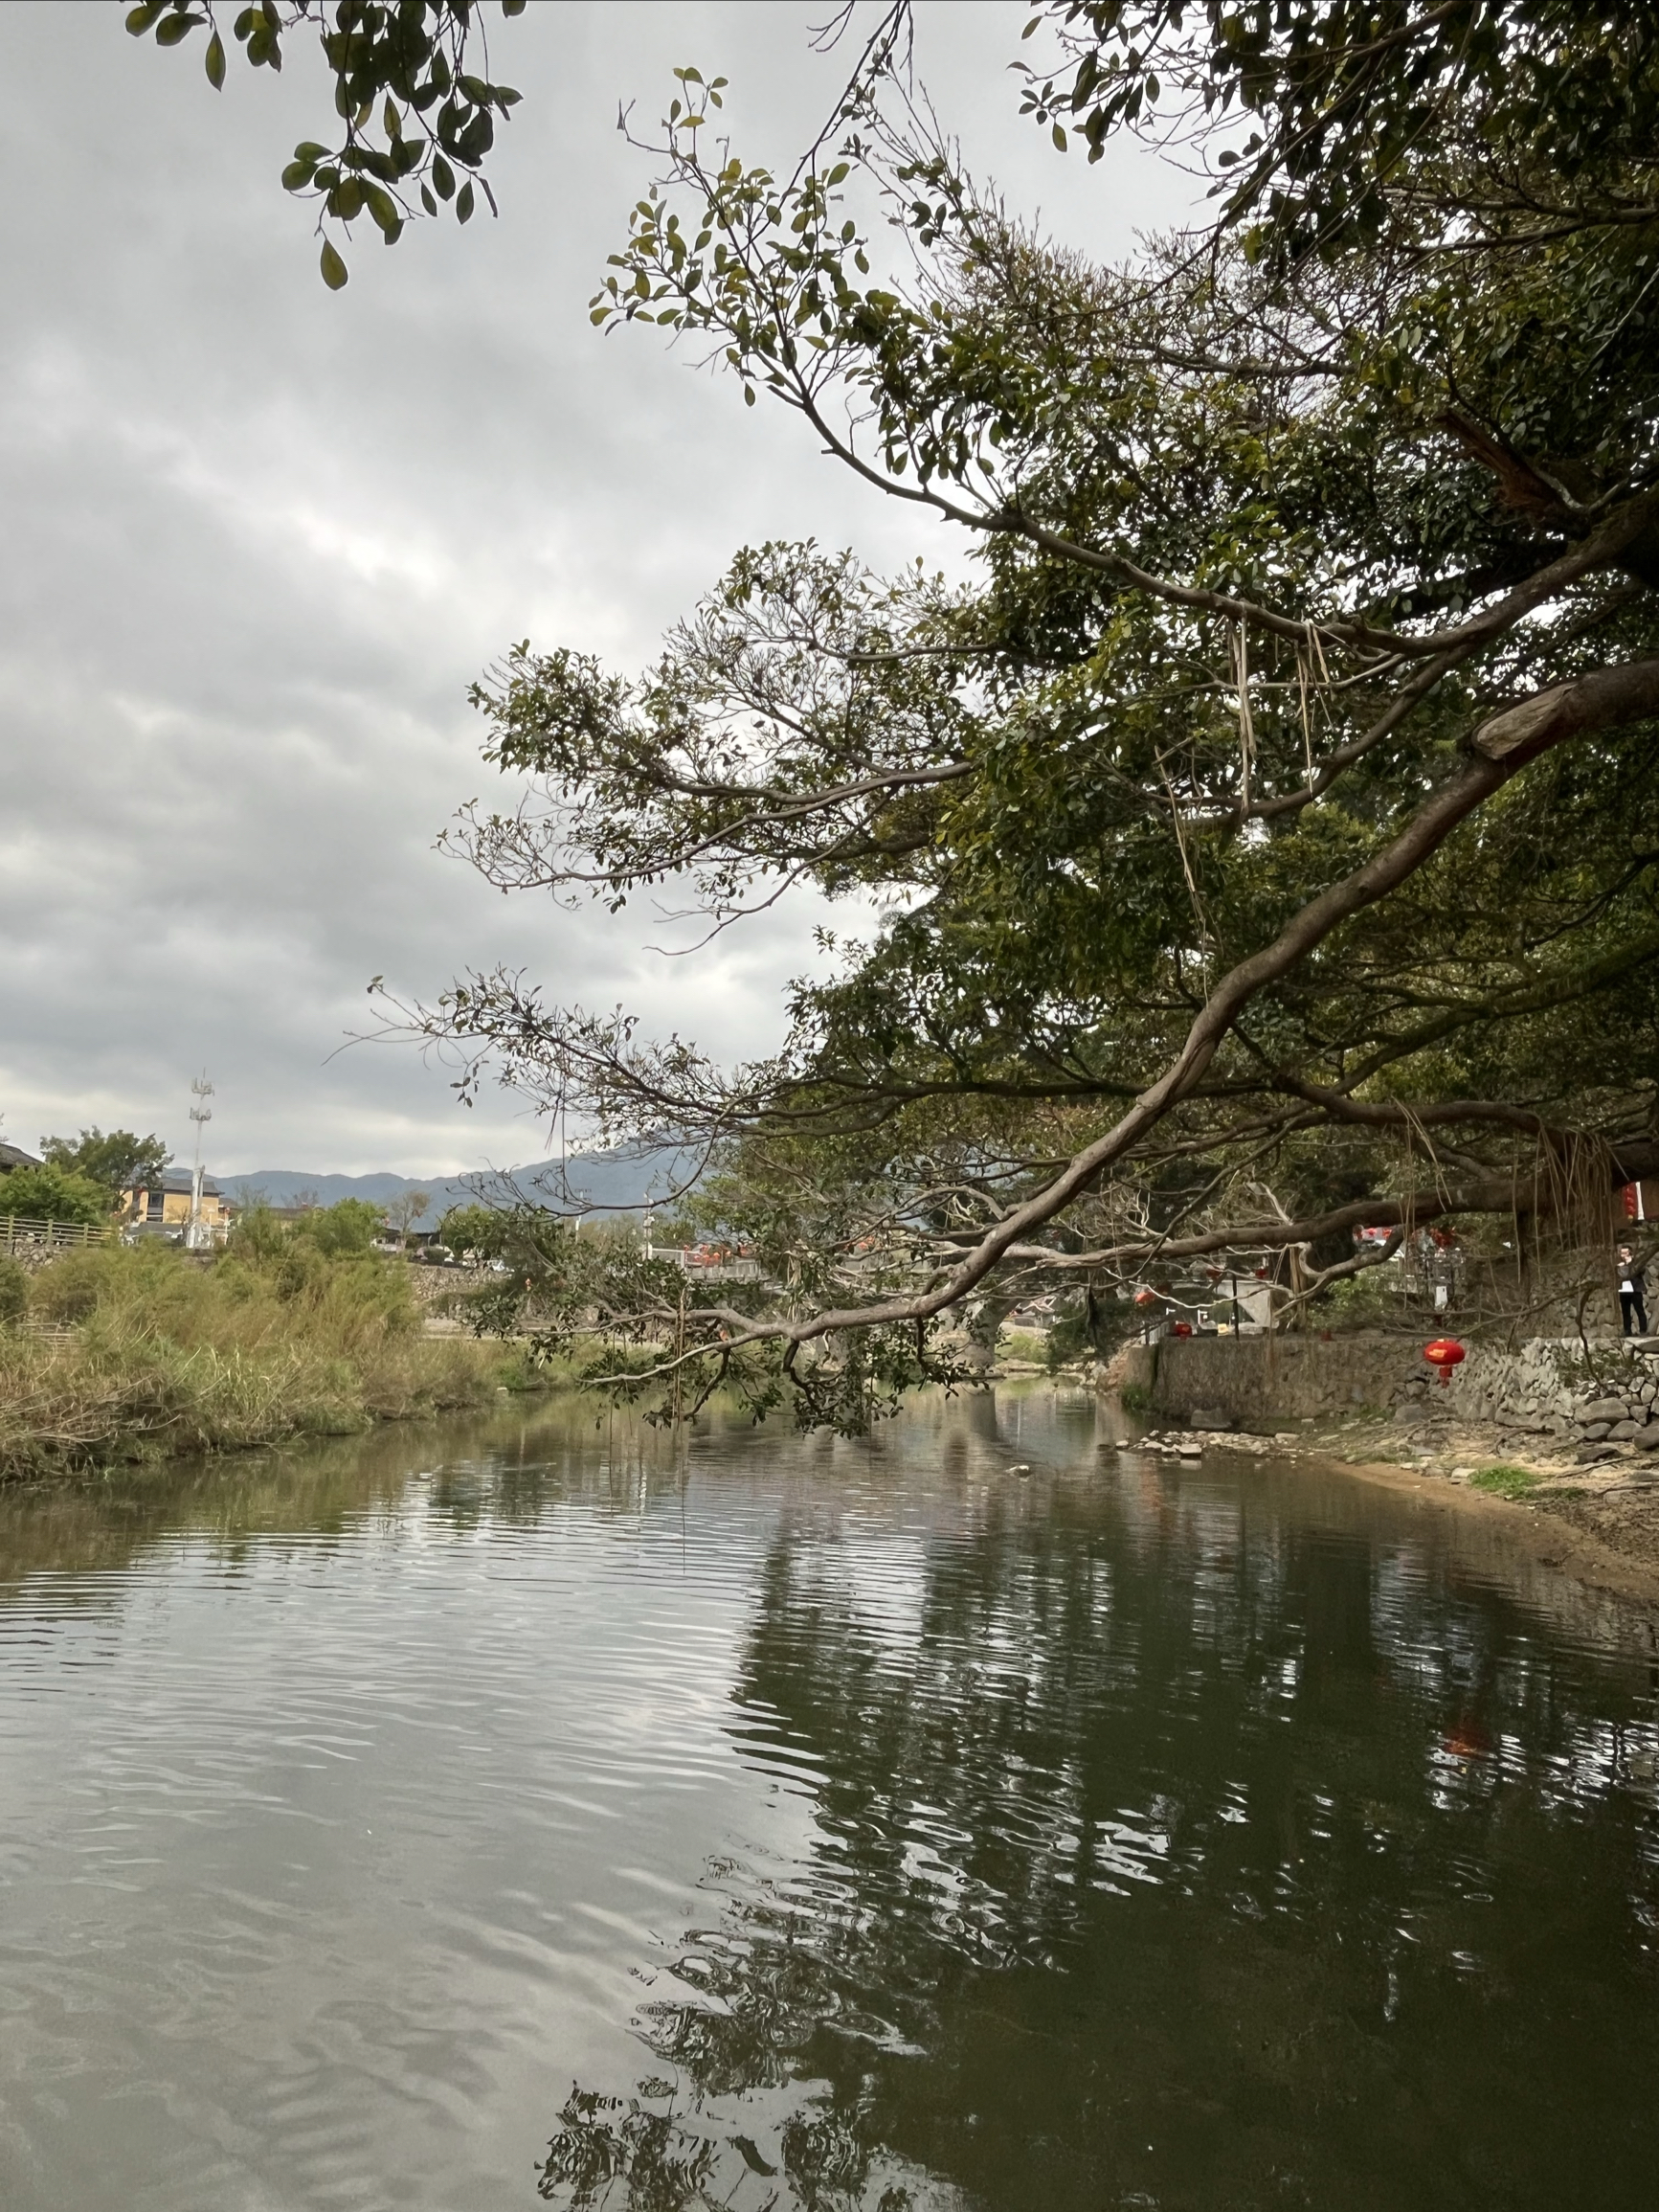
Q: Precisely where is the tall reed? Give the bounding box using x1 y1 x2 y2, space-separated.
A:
0 1237 504 1480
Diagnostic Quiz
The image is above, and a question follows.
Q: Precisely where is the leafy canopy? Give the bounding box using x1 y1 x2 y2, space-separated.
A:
126 0 1659 1409
295 1196 386 1255
390 0 1659 1418
0 1162 113 1229
40 1128 171 1194
123 0 526 286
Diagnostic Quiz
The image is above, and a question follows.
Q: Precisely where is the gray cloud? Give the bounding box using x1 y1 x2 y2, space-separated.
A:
0 2 1185 1177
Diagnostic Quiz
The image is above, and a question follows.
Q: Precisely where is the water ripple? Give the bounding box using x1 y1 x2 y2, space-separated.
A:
2 1394 1658 2209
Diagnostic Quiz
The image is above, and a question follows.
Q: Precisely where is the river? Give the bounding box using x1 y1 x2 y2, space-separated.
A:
2 1386 1657 2210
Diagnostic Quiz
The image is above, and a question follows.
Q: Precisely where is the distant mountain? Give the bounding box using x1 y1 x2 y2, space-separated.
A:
217 1145 697 1232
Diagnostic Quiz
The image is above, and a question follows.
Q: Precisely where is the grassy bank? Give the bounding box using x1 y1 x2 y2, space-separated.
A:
0 1232 516 1481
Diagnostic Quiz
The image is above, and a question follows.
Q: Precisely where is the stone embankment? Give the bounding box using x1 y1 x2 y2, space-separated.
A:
1131 1330 1659 1464
1106 1329 1659 1592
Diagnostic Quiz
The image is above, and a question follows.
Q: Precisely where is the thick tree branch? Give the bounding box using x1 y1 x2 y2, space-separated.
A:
999 1142 1659 1274
596 655 1659 1371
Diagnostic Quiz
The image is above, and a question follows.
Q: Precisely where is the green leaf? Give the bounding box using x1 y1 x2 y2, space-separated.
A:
319 238 348 290
293 141 329 162
1051 122 1067 150
419 181 437 216
154 13 204 49
502 0 527 13
432 153 456 201
204 28 225 86
281 159 315 192
366 182 400 236
459 109 494 161
124 4 166 34
457 179 475 223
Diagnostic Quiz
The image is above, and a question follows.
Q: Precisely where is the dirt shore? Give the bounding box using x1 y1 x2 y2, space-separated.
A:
1121 1408 1659 1621
1317 1449 1659 1616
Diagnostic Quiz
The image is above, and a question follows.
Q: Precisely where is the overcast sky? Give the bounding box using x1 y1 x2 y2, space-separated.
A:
0 2 1185 1177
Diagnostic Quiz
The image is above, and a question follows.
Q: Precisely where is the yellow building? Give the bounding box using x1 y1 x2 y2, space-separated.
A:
118 1169 233 1242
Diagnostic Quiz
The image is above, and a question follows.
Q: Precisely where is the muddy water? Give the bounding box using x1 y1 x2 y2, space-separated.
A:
1 1388 1657 2210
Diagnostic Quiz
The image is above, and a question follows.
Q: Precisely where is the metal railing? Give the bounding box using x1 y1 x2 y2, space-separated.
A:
1 1216 114 1255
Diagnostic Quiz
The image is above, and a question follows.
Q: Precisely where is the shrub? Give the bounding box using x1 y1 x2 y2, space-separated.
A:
438 1203 513 1260
0 1255 28 1330
999 1327 1048 1366
1 1235 499 1480
0 1162 109 1227
1318 1270 1404 1332
293 1198 383 1258
28 1248 109 1322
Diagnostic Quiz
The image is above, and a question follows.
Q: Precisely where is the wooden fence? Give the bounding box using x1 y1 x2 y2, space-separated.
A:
2 1217 114 1256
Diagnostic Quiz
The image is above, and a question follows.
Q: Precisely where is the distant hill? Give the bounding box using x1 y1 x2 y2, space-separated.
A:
217 1145 697 1232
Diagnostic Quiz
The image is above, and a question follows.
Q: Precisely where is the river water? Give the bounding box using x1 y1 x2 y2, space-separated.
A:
2 1387 1658 2211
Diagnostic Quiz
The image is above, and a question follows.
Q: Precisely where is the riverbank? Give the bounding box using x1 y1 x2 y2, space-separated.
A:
0 1238 526 1481
1101 1327 1659 1607
1118 1408 1659 1615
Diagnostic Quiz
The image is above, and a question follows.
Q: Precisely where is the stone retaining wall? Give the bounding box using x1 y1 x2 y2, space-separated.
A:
1145 1331 1659 1458
1149 1333 1423 1421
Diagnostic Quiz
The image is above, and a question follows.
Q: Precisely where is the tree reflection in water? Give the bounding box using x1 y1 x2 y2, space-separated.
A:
537 2079 912 2212
539 1456 1659 2211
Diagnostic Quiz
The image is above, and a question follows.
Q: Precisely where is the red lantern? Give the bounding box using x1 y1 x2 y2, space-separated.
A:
1171 1320 1193 1338
1424 1337 1466 1387
1133 1288 1160 1309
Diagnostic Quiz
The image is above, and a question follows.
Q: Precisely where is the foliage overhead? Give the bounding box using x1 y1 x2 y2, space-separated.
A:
1020 1 1659 267
123 0 526 286
166 0 1650 1417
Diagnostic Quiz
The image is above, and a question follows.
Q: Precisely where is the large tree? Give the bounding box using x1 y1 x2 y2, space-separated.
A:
386 3 1654 1411
41 1128 170 1196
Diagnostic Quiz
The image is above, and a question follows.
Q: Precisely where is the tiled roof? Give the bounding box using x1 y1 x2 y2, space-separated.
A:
0 1140 42 1171
130 1168 222 1197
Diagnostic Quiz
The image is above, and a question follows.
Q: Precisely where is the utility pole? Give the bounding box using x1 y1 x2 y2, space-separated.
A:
187 1073 213 1250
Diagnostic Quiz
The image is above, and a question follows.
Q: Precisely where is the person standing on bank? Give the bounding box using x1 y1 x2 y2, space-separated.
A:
1619 1246 1648 1336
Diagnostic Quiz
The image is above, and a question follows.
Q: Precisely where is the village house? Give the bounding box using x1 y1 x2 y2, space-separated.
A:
117 1167 233 1242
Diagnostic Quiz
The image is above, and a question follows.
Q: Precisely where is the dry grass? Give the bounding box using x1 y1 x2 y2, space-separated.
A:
0 1240 506 1480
